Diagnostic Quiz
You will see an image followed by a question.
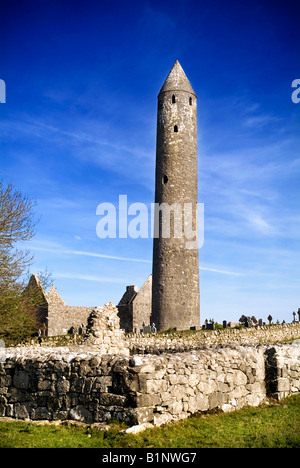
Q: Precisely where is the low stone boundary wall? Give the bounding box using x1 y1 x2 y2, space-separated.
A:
0 342 299 427
128 322 300 354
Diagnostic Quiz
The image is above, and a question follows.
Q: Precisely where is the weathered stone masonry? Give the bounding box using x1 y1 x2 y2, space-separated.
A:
152 60 200 331
0 341 299 427
129 322 300 354
24 274 94 337
117 275 152 333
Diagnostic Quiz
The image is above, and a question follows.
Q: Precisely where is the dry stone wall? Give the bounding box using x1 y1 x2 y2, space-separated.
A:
128 322 300 354
0 342 299 427
265 343 300 400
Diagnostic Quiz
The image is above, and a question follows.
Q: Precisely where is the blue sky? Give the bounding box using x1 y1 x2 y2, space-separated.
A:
1 0 299 324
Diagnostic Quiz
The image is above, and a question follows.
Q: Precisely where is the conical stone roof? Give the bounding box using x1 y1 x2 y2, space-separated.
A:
159 60 196 96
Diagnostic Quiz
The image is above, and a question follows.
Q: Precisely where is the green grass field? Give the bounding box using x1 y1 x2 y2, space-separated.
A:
0 395 299 448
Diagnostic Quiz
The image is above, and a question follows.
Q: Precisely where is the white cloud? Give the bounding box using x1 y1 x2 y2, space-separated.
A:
199 265 242 276
55 272 129 284
29 245 152 264
243 114 281 128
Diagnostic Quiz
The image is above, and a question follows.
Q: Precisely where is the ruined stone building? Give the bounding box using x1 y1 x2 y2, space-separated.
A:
117 275 152 333
152 60 200 331
25 273 152 336
25 274 94 336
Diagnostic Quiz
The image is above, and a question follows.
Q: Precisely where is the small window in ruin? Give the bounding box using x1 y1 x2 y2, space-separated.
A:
174 125 178 132
189 97 192 105
162 174 168 184
172 94 176 103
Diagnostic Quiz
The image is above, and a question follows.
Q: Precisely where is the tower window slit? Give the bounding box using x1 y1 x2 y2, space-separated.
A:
172 94 176 103
174 125 178 132
189 97 192 105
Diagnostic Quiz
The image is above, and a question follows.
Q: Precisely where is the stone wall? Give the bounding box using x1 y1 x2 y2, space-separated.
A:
128 322 300 354
265 343 300 400
47 305 94 336
1 342 299 427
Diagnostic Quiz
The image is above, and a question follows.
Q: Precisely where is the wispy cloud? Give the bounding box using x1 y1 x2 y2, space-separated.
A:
4 116 152 160
29 245 152 264
29 241 243 276
55 272 129 284
200 134 300 243
243 114 281 128
235 206 275 235
199 265 242 276
1 115 155 190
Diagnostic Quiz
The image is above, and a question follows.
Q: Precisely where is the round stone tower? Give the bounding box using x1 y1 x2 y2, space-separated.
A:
151 60 200 331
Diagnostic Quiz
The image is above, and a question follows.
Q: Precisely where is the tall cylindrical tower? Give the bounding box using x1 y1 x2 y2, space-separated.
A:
151 60 200 331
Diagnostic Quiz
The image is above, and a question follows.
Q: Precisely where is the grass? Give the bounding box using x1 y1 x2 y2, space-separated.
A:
0 394 299 448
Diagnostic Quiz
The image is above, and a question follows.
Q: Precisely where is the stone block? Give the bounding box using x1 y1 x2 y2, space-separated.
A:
137 364 156 374
225 370 247 386
208 392 224 410
38 380 52 391
133 393 161 408
0 395 7 416
168 399 183 414
196 393 209 412
126 407 154 425
153 412 171 427
277 378 290 392
100 393 127 407
70 377 85 393
217 382 231 393
69 405 93 423
228 386 248 400
246 382 265 394
13 370 29 390
0 375 12 387
146 379 168 394
31 407 52 420
196 381 214 394
14 403 30 420
112 371 139 394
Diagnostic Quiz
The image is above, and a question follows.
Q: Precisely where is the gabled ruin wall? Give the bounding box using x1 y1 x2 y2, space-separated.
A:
47 305 94 336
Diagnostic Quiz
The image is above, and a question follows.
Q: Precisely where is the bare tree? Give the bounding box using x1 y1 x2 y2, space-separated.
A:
0 182 36 245
0 180 49 342
0 181 37 287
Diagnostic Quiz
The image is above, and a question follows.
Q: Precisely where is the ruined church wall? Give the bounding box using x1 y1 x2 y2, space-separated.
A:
0 343 299 426
132 277 152 332
47 305 94 336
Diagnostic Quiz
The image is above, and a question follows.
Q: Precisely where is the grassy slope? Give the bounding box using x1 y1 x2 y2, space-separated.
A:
0 395 299 448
